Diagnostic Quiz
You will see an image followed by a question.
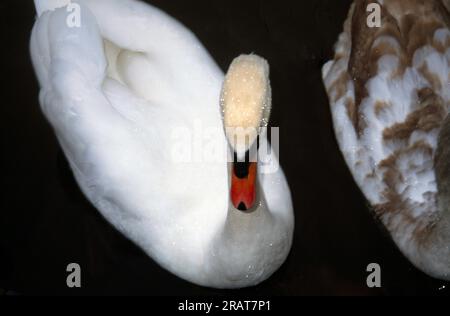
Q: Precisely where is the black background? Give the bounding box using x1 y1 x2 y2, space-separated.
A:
1 0 449 295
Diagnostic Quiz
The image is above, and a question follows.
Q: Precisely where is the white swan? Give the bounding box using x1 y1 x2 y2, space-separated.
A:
30 0 294 288
322 0 450 280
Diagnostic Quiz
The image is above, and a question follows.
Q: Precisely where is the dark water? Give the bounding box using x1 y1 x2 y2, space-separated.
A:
1 0 449 295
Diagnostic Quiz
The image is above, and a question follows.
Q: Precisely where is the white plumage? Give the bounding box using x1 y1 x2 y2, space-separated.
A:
31 0 294 288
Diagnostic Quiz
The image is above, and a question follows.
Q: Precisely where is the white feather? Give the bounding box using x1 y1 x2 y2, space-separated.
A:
30 0 294 288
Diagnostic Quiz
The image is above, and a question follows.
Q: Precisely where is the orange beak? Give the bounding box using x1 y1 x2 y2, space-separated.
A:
230 161 257 211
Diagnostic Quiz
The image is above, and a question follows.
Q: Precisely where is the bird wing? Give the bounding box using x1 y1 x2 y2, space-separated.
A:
30 0 231 277
322 0 450 274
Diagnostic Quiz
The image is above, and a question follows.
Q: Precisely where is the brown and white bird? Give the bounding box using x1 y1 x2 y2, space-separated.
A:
322 0 450 280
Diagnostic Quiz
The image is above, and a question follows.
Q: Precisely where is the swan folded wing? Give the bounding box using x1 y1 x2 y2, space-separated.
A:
76 0 223 93
30 4 151 206
34 0 223 105
30 1 238 288
30 1 226 207
322 0 450 279
31 4 107 111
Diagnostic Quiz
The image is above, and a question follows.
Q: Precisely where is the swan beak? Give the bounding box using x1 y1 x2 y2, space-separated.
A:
230 161 257 211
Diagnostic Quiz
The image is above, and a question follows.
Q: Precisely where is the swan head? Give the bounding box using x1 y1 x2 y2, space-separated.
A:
220 54 272 211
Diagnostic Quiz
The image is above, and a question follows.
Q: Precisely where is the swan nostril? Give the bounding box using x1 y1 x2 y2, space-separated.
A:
237 202 247 211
